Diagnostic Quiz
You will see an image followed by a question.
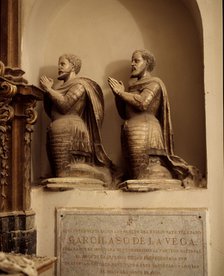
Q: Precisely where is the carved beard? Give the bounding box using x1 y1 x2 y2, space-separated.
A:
131 70 138 78
131 66 148 79
130 66 143 78
131 69 143 79
57 71 70 81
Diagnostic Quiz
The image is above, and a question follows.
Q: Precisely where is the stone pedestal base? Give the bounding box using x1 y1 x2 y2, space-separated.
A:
42 177 107 191
0 211 36 254
118 179 183 192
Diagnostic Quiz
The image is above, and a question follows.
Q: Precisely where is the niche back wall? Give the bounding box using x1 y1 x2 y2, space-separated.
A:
21 0 206 183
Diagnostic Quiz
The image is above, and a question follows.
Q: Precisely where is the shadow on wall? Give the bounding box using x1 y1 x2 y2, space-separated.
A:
32 65 58 182
102 59 131 173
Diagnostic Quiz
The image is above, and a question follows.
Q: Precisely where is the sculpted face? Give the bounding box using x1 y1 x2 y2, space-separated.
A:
131 52 148 79
58 56 74 81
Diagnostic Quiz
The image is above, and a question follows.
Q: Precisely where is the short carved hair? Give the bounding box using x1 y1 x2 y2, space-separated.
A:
60 54 82 74
132 49 156 72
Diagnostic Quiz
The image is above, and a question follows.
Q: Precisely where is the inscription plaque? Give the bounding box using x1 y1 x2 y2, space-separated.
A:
56 208 207 276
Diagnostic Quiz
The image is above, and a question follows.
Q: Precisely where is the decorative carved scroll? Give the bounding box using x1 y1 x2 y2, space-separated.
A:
0 81 17 97
24 100 38 209
0 79 16 210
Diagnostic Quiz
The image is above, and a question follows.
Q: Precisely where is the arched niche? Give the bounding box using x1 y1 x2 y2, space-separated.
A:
21 0 206 183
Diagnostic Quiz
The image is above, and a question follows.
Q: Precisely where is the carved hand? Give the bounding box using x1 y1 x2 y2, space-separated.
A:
108 77 125 95
40 76 54 92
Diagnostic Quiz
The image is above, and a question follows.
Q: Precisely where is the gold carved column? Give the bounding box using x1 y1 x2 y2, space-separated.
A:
0 62 43 253
0 0 43 254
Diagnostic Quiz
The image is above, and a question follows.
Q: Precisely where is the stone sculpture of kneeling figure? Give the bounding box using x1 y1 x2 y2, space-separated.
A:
40 54 115 186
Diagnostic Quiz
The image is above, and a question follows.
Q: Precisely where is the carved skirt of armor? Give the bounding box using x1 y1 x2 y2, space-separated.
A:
47 114 92 177
121 113 166 178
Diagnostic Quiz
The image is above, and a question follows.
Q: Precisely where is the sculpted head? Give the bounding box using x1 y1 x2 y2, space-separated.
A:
131 49 156 78
58 54 82 81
